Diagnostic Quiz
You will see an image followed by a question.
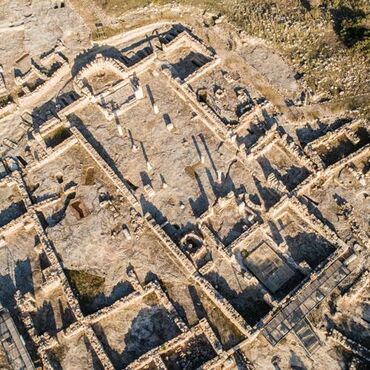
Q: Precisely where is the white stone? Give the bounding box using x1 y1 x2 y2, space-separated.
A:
166 122 174 132
123 226 132 240
134 86 144 100
144 184 155 198
217 170 223 183
153 103 159 114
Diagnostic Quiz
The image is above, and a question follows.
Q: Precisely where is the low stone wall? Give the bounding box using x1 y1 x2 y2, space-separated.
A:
192 272 252 336
71 126 140 210
185 56 221 84
295 143 369 197
18 63 70 106
329 329 370 362
145 214 196 274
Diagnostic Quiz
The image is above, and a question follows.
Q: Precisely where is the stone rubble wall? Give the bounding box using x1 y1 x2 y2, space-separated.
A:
26 135 79 172
295 143 370 197
70 126 140 210
87 290 145 324
0 69 7 94
97 95 140 121
145 214 197 274
184 56 221 84
238 104 260 127
145 214 251 336
329 329 370 362
153 356 168 369
34 97 89 136
161 29 214 59
278 130 318 172
191 272 252 336
199 223 232 259
30 195 61 213
288 196 348 250
227 221 261 253
126 330 196 370
198 260 214 275
151 281 189 333
15 68 34 86
264 247 349 324
304 120 367 167
306 120 365 150
342 270 368 299
85 326 115 370
161 67 230 143
245 124 317 173
246 123 280 157
11 170 32 207
125 318 220 370
18 63 70 106
198 318 223 354
0 212 32 238
0 100 16 116
74 53 128 93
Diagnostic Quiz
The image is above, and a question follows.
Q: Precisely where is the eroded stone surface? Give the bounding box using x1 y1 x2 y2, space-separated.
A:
0 1 368 370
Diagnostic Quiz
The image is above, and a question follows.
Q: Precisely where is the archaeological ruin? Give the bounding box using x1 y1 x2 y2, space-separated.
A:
0 1 368 369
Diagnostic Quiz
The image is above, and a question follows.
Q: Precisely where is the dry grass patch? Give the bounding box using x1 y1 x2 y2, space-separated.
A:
65 269 106 305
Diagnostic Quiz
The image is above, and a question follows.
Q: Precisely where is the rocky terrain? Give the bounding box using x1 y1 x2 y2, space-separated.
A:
0 0 368 369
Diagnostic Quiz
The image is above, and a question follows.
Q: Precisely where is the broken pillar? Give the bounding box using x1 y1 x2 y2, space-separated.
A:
166 122 174 132
163 113 174 131
144 183 155 198
217 170 223 183
122 225 132 240
153 103 159 115
135 85 144 100
117 125 124 137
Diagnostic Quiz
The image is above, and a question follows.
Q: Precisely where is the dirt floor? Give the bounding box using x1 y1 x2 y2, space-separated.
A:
0 1 368 369
93 295 181 368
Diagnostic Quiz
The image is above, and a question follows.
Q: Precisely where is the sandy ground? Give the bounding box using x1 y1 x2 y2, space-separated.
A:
0 1 368 369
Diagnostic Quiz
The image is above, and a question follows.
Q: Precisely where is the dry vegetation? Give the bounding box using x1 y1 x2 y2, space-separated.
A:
95 0 220 14
91 0 369 115
0 1 368 368
65 269 106 305
0 348 11 370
